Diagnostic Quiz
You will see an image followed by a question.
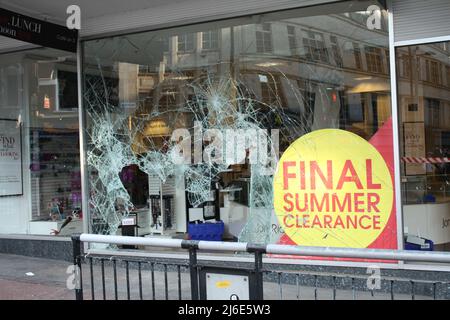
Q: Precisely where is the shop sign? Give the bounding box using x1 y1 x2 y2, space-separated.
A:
273 127 397 250
0 8 77 52
205 273 249 300
121 217 136 226
0 119 23 197
403 122 426 175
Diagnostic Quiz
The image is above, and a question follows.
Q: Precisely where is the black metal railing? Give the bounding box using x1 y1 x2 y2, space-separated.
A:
71 234 450 300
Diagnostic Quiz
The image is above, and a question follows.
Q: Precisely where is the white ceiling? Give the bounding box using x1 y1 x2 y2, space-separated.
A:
0 0 354 40
0 0 185 22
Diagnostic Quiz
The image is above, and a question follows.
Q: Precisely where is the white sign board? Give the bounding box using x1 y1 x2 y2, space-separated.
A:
122 217 136 226
0 119 22 196
206 273 249 300
404 122 426 175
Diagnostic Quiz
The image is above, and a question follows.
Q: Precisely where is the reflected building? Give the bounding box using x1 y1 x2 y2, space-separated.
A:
82 8 395 243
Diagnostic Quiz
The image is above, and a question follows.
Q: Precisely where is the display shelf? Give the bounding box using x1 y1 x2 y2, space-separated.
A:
402 174 450 204
148 174 176 235
30 129 81 221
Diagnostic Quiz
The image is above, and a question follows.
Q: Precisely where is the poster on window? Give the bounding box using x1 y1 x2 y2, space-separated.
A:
0 119 22 196
272 118 398 261
404 122 426 175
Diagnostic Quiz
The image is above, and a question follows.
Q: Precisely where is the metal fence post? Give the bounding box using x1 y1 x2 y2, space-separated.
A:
71 234 450 301
182 240 200 300
71 233 83 300
189 247 199 300
248 244 265 300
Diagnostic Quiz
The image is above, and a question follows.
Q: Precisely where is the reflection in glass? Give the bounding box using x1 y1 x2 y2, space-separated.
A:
0 48 81 235
397 41 450 252
83 1 392 244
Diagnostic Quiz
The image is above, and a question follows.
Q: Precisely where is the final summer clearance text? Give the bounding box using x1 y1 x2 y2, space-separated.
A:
281 159 384 230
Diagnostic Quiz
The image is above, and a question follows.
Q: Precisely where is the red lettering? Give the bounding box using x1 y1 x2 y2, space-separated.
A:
359 215 371 229
331 193 351 212
366 159 381 189
302 215 310 228
310 160 333 190
346 215 358 229
295 193 309 212
283 161 296 189
334 215 344 228
282 214 382 231
323 215 333 228
353 193 365 213
311 215 323 228
283 214 294 228
336 160 363 190
367 193 380 213
300 161 306 190
310 193 329 212
283 193 294 212
373 215 381 229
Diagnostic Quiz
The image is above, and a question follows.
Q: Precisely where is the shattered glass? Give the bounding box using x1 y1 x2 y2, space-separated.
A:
84 64 308 243
83 7 391 245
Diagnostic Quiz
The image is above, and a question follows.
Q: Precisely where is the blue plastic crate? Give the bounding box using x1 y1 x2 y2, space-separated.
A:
188 221 224 241
404 239 434 251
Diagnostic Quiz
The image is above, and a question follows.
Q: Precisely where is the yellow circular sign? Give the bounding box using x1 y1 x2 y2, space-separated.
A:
273 129 393 248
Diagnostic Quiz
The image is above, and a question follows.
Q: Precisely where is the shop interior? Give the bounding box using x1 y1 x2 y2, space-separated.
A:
397 41 450 251
82 2 394 245
0 47 82 236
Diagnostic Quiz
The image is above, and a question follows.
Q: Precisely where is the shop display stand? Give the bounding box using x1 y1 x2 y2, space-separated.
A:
148 175 175 236
30 129 81 221
149 181 163 235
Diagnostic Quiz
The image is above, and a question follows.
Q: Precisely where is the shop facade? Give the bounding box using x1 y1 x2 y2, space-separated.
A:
0 7 80 239
0 0 449 268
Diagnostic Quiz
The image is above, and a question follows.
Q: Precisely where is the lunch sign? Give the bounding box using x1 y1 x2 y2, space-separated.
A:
0 7 77 52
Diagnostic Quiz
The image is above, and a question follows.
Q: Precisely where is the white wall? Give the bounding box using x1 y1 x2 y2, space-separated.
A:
79 0 342 39
392 0 450 43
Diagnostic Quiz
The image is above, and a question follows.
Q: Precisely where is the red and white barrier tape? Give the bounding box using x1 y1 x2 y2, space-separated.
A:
402 157 450 164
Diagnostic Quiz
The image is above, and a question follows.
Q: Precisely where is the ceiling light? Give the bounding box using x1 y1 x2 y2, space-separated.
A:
170 76 193 80
255 62 285 67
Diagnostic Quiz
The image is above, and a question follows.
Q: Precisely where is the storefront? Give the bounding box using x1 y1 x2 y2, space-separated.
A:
393 0 450 252
0 7 81 237
0 0 449 268
82 0 395 248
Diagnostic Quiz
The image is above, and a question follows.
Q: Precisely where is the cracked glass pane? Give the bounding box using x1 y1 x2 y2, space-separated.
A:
83 1 392 247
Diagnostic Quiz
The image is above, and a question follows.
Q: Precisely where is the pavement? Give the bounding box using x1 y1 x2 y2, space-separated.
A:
0 253 192 300
0 254 74 300
0 253 438 300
